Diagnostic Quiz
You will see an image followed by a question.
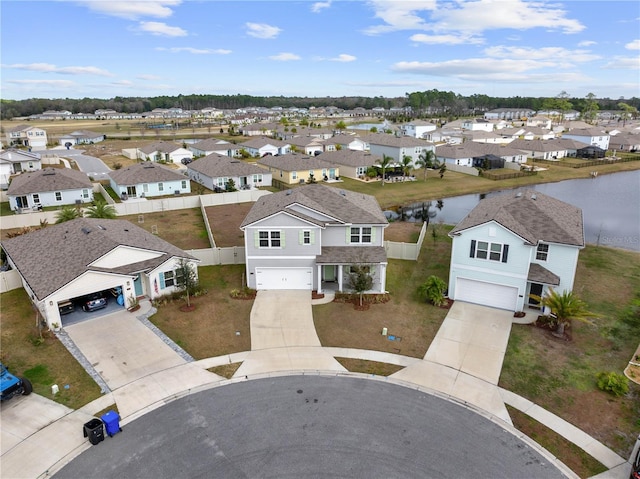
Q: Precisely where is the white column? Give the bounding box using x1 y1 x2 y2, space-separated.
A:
338 265 343 292
317 265 323 293
379 264 387 293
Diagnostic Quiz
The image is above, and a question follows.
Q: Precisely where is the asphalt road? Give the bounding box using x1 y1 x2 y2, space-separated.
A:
55 376 567 479
57 148 112 180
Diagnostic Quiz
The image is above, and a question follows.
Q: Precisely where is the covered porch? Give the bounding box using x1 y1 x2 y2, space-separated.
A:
526 262 560 312
315 246 387 295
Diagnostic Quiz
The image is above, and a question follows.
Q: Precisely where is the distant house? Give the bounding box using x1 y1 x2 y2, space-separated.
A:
1 218 199 328
609 133 640 152
240 184 388 293
137 141 193 163
461 119 494 132
562 128 610 151
316 150 380 180
448 190 584 312
239 122 278 137
109 162 190 199
7 167 93 211
287 136 326 156
188 138 237 157
237 137 291 157
258 153 339 185
59 130 105 147
363 133 433 166
483 108 535 121
436 142 527 168
401 120 437 139
508 138 588 160
187 153 272 191
5 125 48 150
0 149 42 189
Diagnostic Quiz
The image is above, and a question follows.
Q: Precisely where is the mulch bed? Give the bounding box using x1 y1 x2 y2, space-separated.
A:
532 316 572 342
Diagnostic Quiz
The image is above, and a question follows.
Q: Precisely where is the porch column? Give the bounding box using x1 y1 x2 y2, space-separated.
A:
316 265 323 294
337 265 343 292
379 264 387 293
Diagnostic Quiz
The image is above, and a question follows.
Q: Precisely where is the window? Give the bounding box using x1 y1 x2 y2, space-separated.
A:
181 180 187 189
356 166 366 176
28 162 34 169
258 230 281 248
253 174 262 183
350 226 372 244
536 243 549 261
292 171 297 180
32 194 40 204
55 191 62 201
82 189 89 199
158 182 164 192
302 230 311 245
470 240 509 263
143 184 149 193
164 271 175 287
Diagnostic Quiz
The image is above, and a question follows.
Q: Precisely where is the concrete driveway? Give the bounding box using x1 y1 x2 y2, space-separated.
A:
391 301 514 422
57 148 112 180
64 306 187 390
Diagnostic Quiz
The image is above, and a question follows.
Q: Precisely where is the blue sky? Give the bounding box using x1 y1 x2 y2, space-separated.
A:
1 0 639 101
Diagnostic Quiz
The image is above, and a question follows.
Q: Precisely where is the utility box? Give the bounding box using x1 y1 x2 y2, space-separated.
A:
100 410 122 437
83 418 104 445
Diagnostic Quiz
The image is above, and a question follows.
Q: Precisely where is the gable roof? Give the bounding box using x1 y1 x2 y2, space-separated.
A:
449 189 584 247
191 138 233 151
139 141 183 154
0 149 42 164
238 137 289 149
316 150 381 167
258 153 335 172
188 154 268 177
1 218 196 300
109 162 186 185
7 167 91 195
360 133 430 148
241 183 388 228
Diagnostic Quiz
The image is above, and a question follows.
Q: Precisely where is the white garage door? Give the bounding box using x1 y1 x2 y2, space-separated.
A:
255 268 313 290
455 278 518 311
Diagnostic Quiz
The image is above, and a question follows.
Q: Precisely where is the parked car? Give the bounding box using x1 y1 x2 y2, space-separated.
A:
0 362 32 401
58 300 74 315
81 292 108 312
181 158 192 165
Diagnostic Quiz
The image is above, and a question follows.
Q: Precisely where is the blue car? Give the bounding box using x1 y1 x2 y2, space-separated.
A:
0 362 32 401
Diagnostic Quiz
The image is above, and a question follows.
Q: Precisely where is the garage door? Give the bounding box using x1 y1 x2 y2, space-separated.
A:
455 278 518 311
255 268 313 290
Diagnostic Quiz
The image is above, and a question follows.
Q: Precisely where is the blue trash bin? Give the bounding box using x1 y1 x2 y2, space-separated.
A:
100 410 122 437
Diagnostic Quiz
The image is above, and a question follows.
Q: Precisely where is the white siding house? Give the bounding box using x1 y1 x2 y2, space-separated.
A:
109 162 190 199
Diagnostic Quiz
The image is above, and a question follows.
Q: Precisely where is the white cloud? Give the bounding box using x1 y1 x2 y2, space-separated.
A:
625 39 640 50
156 47 231 54
311 1 331 13
139 21 187 36
602 56 640 70
483 46 600 63
6 79 76 87
246 22 281 39
330 54 356 62
3 63 114 76
137 74 162 80
578 40 597 47
111 80 134 86
364 0 436 35
75 0 181 20
410 33 482 45
268 52 301 61
393 58 557 76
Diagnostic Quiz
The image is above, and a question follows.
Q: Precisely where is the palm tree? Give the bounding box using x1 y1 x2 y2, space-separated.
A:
376 154 393 186
415 150 436 181
85 201 117 219
401 155 413 181
541 288 596 337
55 205 83 223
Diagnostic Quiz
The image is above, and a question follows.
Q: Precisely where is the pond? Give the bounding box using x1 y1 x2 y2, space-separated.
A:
388 170 640 252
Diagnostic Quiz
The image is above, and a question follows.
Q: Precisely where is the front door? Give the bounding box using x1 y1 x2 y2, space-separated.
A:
322 265 336 282
134 275 143 296
528 283 544 308
329 168 336 179
127 186 137 197
16 196 28 208
14 163 22 173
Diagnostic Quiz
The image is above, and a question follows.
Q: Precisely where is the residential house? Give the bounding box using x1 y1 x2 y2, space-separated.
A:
59 130 106 147
332 134 368 151
109 162 190 199
562 128 610 151
258 154 339 185
363 133 433 166
187 153 272 191
508 138 587 160
401 120 437 139
316 150 381 180
287 136 326 156
188 138 237 158
240 184 388 293
0 149 42 189
447 190 584 312
6 125 48 150
461 119 494 132
237 137 291 157
7 167 93 211
483 108 535 121
609 133 640 152
239 122 278 137
137 141 193 163
1 218 199 328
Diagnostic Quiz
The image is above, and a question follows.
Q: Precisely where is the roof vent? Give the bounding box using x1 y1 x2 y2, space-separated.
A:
98 225 106 230
143 163 155 168
286 190 292 195
340 190 346 196
81 227 91 235
531 194 537 200
516 192 522 198
43 170 56 176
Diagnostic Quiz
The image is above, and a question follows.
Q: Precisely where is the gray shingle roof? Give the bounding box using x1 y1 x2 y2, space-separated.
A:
527 263 560 285
240 184 388 228
109 162 186 186
316 150 381 167
1 218 196 300
449 189 584 246
139 141 182 154
7 167 92 195
258 153 335 171
188 154 268 178
316 246 387 264
238 137 289 149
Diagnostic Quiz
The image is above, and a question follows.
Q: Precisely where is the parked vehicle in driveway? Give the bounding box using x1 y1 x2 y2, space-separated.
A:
81 292 108 312
181 157 192 165
0 362 32 401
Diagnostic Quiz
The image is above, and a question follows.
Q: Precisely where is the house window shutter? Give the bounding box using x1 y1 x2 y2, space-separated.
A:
159 272 165 289
299 231 304 244
281 231 285 248
371 227 376 243
254 231 260 248
310 231 315 244
346 227 350 244
470 240 476 258
502 244 509 263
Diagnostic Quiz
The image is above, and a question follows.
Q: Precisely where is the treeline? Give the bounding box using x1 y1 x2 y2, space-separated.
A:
1 91 638 120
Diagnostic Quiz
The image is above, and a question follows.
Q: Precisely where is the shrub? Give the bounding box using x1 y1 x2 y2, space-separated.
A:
596 371 629 397
418 275 448 307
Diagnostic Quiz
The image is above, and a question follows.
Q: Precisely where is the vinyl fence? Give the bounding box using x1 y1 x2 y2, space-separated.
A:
383 221 428 261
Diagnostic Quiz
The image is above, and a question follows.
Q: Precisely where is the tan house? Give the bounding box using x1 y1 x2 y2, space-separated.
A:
258 154 339 185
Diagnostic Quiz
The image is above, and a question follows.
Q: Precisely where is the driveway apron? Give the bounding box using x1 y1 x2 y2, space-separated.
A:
391 301 513 422
64 309 187 390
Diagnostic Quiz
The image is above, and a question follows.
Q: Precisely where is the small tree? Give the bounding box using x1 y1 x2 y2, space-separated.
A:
541 288 596 337
85 201 117 219
418 275 448 307
55 205 83 223
376 154 393 186
225 178 237 192
415 150 435 181
175 259 199 308
438 162 446 179
348 265 374 307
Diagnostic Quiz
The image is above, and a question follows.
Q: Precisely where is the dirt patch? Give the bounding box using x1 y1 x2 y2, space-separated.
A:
205 202 254 247
79 139 183 170
384 221 423 243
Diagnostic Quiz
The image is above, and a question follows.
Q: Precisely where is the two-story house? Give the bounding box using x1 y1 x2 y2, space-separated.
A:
447 190 584 312
562 128 610 151
364 133 434 167
240 184 388 294
6 125 48 150
0 149 42 189
108 162 191 199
